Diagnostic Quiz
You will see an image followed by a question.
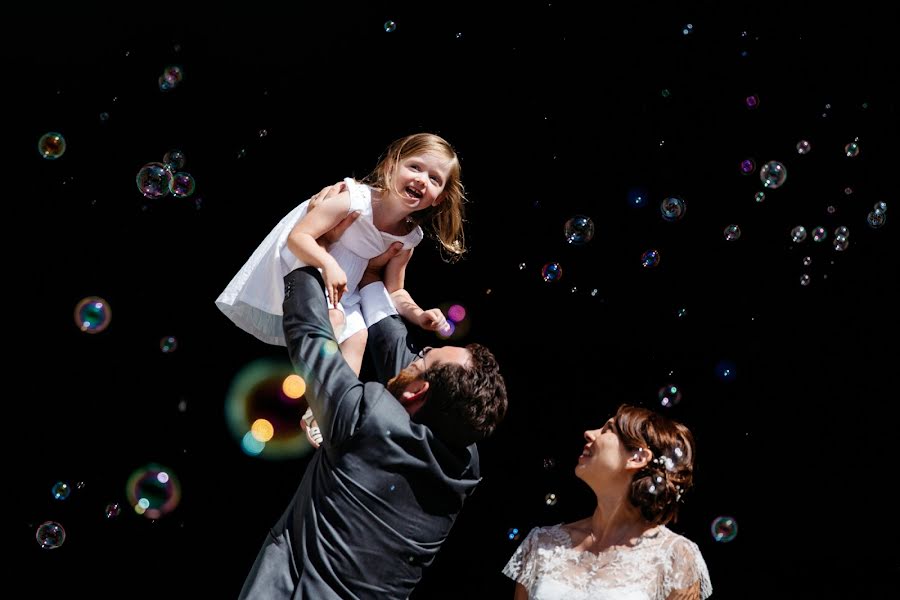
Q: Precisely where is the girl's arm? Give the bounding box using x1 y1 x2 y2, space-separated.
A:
386 249 449 332
287 191 352 305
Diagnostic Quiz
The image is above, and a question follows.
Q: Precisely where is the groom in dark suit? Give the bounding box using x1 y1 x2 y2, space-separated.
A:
239 202 508 599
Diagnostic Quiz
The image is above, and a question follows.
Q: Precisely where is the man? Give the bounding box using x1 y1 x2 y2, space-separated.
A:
239 188 509 599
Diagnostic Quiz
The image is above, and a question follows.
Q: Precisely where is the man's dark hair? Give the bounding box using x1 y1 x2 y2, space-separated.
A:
415 343 508 448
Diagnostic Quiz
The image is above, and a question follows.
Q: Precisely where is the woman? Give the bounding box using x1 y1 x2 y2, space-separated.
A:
503 404 712 599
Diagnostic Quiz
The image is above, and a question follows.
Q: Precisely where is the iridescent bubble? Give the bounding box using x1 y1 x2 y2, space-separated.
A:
874 201 888 213
812 227 827 242
163 65 184 85
660 197 686 221
226 359 319 459
518 263 526 271
541 263 563 283
867 208 886 228
791 226 807 243
745 94 760 109
126 464 182 519
826 206 836 214
507 527 521 541
99 112 109 122
384 20 397 32
641 250 660 268
844 142 860 157
740 159 756 175
711 516 738 542
447 304 467 322
844 187 854 195
136 162 174 199
76 481 85 490
564 215 595 245
803 256 812 266
759 161 787 189
724 225 741 241
105 502 121 519
544 493 558 506
52 481 70 500
659 384 682 408
715 360 736 382
169 172 196 198
833 235 849 251
38 132 66 159
834 226 849 238
796 140 811 155
36 521 66 549
800 274 811 286
661 89 671 98
160 336 178 353
754 191 766 203
159 75 174 91
74 296 112 333
676 308 687 319
163 149 186 172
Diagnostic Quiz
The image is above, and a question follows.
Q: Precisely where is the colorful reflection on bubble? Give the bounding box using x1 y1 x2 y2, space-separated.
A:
541 262 563 283
754 191 766 203
136 162 174 199
38 132 66 159
126 464 181 519
160 336 178 353
447 304 466 323
791 226 807 243
52 481 70 500
226 359 313 459
724 225 741 241
796 140 811 155
812 227 827 242
544 493 558 506
711 516 738 542
564 215 595 245
867 209 886 228
759 161 787 189
844 142 860 157
745 94 759 109
74 296 111 333
659 385 682 408
507 527 521 541
169 172 196 198
660 197 685 221
163 149 186 171
105 502 121 519
740 158 756 174
36 521 66 549
641 250 660 268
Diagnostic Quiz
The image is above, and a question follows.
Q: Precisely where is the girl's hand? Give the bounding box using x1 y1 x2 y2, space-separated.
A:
322 263 348 306
417 308 451 333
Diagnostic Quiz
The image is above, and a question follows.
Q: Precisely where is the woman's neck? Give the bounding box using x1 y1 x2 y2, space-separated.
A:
371 188 412 235
588 492 653 550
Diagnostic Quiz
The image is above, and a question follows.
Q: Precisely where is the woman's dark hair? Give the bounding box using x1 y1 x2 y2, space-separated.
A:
613 404 696 525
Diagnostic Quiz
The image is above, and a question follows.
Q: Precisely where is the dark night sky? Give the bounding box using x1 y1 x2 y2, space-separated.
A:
15 3 897 598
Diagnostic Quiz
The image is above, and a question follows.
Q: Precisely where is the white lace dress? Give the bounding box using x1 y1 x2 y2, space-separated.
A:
215 178 423 346
503 523 712 600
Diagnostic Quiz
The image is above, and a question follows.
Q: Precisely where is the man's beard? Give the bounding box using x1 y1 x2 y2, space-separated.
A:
386 366 419 399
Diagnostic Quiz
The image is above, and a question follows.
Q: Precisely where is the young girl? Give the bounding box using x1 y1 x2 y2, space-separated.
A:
216 133 466 443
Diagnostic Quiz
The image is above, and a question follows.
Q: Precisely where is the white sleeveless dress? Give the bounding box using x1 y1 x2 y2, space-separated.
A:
215 178 423 345
503 523 712 600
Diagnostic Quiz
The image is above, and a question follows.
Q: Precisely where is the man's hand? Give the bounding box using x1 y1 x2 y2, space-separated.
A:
360 242 404 288
308 182 358 246
417 308 451 333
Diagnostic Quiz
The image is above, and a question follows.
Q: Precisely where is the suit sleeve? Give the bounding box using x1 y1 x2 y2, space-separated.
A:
282 266 367 446
360 282 417 385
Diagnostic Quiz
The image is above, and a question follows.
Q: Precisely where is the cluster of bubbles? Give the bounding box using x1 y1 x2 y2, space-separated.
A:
136 149 196 200
74 296 112 334
158 65 184 91
38 132 66 159
791 224 853 253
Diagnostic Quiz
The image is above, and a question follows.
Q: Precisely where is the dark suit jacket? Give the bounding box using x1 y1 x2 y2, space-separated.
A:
239 267 481 599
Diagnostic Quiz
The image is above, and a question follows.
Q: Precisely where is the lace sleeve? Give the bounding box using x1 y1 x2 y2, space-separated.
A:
663 537 713 599
502 527 542 591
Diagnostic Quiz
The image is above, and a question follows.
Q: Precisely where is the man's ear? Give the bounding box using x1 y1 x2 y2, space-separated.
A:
400 379 430 404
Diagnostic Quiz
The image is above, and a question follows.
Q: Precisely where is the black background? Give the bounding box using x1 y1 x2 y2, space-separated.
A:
15 2 897 598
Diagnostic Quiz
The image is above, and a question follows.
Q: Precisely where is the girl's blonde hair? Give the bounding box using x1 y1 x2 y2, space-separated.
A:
362 133 467 261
